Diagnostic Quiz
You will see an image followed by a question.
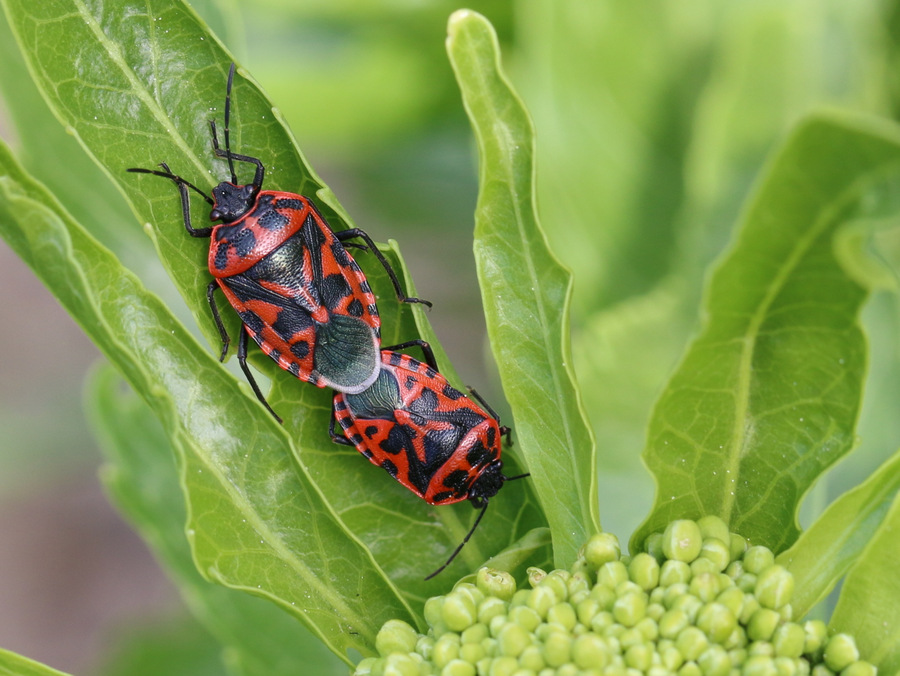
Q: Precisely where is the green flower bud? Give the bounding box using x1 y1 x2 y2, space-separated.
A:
840 661 877 676
584 533 622 570
376 619 419 656
771 622 805 658
660 641 685 670
676 627 709 661
354 657 377 675
572 633 611 669
461 623 488 645
725 560 745 581
663 582 690 608
497 622 531 658
432 635 460 669
742 655 778 676
636 616 660 642
629 552 661 591
738 572 758 593
440 657 476 676
527 566 547 588
697 645 731 676
659 608 690 639
424 597 445 630
488 614 508 638
577 597 601 626
689 571 722 603
677 661 702 676
671 593 702 623
729 533 748 562
697 516 731 544
754 565 794 610
382 653 420 676
740 594 761 625
459 641 484 664
742 547 775 575
487 656 518 676
477 568 517 601
478 597 507 625
810 666 833 676
645 532 665 562
598 561 630 588
802 620 828 656
647 602 665 622
442 593 477 633
690 557 719 578
539 571 570 602
453 582 485 607
619 627 644 649
823 634 859 672
696 602 737 644
749 640 774 657
555 665 579 676
625 642 653 671
699 537 732 572
568 573 591 599
417 636 435 660
717 587 745 617
547 602 578 631
613 590 648 627
591 583 617 610
616 580 645 597
508 605 542 633
590 610 614 634
527 585 558 619
747 608 781 642
663 520 704 563
509 589 531 608
542 631 573 668
773 656 797 676
481 637 497 658
518 644 545 671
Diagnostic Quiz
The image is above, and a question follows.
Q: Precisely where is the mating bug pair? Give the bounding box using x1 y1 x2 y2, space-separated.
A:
128 63 526 578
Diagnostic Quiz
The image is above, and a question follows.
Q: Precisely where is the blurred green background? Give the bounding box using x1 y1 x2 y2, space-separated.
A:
2 0 900 673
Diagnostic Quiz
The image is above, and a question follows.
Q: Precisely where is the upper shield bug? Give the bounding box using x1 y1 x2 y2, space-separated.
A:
330 340 528 578
128 64 429 421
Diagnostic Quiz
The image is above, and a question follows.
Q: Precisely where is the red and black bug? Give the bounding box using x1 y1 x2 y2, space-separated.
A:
330 340 528 578
128 64 429 421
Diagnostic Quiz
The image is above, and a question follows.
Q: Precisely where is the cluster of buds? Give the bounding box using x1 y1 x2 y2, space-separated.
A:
356 517 875 676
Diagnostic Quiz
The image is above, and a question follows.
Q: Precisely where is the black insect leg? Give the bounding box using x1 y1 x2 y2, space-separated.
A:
329 408 354 446
206 281 231 361
237 326 283 424
334 228 432 308
424 501 490 581
382 339 439 371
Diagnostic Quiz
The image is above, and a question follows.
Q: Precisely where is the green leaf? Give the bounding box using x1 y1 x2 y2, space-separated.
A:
777 448 900 617
2 0 546 599
0 649 70 676
829 490 900 674
446 9 598 568
0 138 412 662
89 364 345 676
634 112 900 552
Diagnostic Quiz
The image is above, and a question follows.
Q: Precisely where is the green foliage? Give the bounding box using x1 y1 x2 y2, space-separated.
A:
1 0 900 674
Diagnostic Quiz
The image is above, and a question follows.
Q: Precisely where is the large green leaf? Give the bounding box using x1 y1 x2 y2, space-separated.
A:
0 649 70 676
828 490 900 674
89 364 345 676
446 10 599 568
0 139 412 662
777 447 900 617
634 112 900 552
1 0 545 615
